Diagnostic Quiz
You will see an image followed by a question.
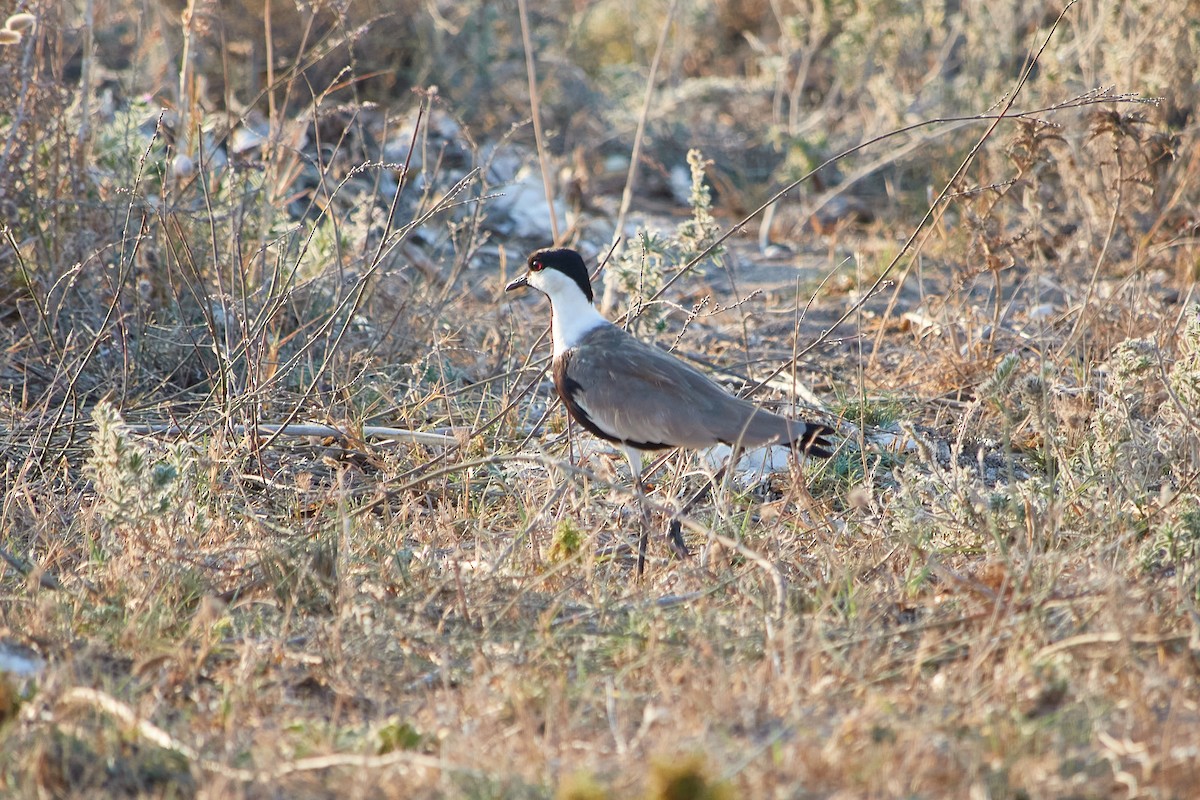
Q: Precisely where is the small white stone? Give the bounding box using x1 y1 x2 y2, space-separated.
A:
172 153 195 177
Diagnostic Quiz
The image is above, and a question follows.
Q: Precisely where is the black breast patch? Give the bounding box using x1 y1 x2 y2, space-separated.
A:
553 351 615 443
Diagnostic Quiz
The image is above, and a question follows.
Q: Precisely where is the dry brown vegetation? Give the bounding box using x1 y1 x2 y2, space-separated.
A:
2 0 1200 797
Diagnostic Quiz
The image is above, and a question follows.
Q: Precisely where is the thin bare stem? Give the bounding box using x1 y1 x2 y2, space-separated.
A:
516 0 559 242
603 0 681 313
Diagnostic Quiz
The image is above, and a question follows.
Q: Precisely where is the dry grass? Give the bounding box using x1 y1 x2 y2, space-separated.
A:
2 0 1200 797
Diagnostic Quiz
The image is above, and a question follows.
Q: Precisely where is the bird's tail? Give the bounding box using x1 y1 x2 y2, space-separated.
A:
738 409 837 458
792 421 836 459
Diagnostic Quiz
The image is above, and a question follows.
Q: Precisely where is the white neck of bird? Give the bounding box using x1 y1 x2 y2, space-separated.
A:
547 288 608 356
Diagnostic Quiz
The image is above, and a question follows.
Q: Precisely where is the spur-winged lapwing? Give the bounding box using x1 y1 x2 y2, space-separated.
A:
506 247 834 572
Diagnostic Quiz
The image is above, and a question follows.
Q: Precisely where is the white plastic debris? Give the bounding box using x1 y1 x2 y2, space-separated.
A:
487 167 568 239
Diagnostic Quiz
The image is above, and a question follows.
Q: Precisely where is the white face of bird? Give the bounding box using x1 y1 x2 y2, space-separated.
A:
506 249 607 354
524 264 590 305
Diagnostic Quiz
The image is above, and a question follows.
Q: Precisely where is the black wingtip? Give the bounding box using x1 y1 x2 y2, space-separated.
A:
796 422 837 459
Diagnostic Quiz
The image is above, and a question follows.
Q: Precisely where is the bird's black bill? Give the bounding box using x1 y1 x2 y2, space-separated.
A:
505 274 529 292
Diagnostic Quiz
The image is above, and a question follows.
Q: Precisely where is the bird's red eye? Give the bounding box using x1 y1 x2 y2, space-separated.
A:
530 259 544 272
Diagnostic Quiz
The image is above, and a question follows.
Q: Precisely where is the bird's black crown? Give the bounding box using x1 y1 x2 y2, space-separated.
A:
529 248 593 303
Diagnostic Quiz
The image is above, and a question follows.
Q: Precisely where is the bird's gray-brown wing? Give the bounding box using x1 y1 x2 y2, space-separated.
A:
558 325 829 452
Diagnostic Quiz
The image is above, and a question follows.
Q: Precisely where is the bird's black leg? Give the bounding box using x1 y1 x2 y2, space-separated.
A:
634 480 652 578
665 519 689 559
623 446 651 577
666 462 730 560
637 516 650 577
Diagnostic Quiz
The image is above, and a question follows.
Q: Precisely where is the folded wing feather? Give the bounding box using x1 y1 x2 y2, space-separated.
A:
564 325 805 450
